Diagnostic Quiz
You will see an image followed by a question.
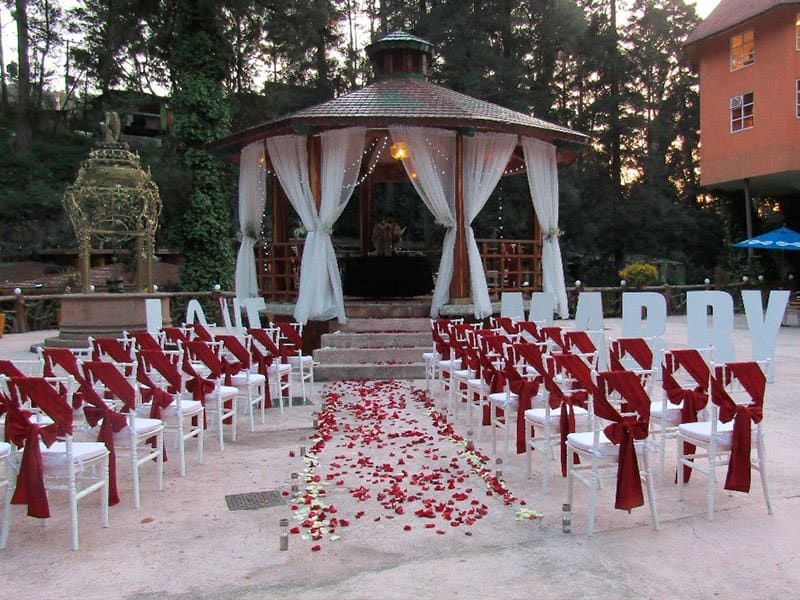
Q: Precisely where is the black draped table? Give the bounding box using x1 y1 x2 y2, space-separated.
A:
343 255 434 298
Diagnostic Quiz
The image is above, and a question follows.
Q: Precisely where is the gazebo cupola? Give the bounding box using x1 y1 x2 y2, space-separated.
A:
365 31 433 80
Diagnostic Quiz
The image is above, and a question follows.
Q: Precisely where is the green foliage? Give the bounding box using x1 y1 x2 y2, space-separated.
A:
170 0 235 292
619 262 659 288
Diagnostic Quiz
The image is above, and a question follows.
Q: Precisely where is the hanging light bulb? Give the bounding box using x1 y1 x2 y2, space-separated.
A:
390 141 409 160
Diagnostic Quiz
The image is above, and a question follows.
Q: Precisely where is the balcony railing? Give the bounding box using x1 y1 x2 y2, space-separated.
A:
477 238 543 299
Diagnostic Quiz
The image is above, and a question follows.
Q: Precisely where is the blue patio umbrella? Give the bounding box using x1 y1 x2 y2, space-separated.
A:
733 226 800 251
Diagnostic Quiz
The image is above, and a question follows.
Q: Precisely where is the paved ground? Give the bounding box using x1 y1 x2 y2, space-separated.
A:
0 317 798 600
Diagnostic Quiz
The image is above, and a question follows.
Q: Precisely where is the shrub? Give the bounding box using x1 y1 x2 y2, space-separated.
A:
619 263 659 288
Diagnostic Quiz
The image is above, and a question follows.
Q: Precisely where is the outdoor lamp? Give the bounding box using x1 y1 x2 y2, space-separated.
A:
620 279 626 287
758 275 764 282
390 141 408 160
742 275 749 282
704 278 711 285
13 287 21 295
574 280 581 287
213 284 221 291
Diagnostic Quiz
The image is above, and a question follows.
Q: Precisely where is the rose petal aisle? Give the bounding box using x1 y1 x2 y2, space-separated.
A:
289 380 540 551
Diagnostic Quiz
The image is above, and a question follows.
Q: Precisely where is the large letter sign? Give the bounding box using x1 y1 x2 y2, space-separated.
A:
742 289 789 382
529 291 555 325
621 292 667 376
686 291 735 363
574 292 606 368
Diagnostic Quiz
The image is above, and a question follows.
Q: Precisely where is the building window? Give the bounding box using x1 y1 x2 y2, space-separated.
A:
796 14 800 50
796 80 800 117
730 30 754 70
730 92 754 131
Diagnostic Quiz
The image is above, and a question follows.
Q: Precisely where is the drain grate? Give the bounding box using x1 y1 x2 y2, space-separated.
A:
225 490 286 511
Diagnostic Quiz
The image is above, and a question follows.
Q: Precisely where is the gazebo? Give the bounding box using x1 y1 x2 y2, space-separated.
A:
209 31 587 324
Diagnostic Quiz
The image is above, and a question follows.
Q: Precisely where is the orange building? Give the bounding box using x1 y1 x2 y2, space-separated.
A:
685 0 800 195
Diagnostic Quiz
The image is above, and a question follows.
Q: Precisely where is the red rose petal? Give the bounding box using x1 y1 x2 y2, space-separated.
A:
403 525 412 531
311 545 321 552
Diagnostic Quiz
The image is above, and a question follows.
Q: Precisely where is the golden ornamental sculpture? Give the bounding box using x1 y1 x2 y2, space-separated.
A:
63 111 162 293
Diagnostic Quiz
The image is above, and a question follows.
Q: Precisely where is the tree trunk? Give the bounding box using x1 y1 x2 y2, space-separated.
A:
14 0 33 154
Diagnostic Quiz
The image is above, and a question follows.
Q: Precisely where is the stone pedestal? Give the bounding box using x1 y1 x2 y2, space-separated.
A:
45 293 172 348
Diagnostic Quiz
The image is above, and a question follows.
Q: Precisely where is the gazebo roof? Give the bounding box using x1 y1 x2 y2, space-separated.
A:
209 32 587 161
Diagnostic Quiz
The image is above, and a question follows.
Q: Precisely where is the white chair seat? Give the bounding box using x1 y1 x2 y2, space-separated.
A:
206 385 239 401
140 399 204 419
678 420 759 448
525 405 589 427
650 401 682 426
40 441 109 469
0 441 9 458
488 391 518 408
286 355 313 367
438 358 462 370
230 372 267 387
466 378 487 390
565 431 620 457
422 351 439 361
119 417 164 438
268 363 292 376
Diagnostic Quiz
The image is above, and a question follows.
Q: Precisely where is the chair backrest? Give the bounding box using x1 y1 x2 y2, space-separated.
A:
137 348 184 392
216 333 253 368
125 330 166 351
0 358 41 378
541 326 567 352
83 360 139 413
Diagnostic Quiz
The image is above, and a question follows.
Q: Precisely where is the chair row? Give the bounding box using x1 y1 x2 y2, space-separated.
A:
425 317 772 535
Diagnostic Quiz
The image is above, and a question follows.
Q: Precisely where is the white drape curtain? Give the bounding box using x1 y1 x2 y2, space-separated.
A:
266 127 365 323
463 132 518 319
235 141 266 299
388 126 456 318
521 137 569 318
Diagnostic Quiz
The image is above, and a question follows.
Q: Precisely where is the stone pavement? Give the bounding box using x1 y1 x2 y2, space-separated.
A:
0 317 798 600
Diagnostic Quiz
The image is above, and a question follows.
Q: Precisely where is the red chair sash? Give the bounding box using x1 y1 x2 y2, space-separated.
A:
595 371 651 511
41 348 105 410
82 404 126 506
161 327 192 348
564 330 596 355
711 362 765 493
517 321 543 342
541 326 566 351
92 338 134 365
83 361 136 412
494 317 519 335
187 322 214 342
129 331 163 351
249 327 293 363
7 378 76 517
276 322 303 350
0 360 27 378
137 349 182 393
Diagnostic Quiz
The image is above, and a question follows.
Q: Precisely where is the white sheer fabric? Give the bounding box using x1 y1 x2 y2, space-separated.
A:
463 132 517 319
522 137 569 318
235 141 266 299
388 126 456 317
266 127 365 323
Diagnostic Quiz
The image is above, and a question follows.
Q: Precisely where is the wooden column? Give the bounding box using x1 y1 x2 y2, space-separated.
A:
360 174 373 255
450 132 470 300
308 135 322 210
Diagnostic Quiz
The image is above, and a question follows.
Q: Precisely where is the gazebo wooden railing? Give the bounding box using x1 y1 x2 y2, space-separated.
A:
477 238 543 299
255 239 304 302
254 237 543 302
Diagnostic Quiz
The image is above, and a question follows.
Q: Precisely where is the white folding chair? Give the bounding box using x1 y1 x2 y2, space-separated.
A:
216 333 268 432
566 370 659 536
0 441 11 549
83 361 165 509
3 375 110 551
677 361 772 521
136 349 204 477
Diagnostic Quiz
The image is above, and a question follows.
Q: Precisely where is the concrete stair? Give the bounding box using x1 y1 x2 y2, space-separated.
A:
314 317 431 381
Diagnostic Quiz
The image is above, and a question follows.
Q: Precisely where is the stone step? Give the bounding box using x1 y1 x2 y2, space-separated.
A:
314 362 426 381
314 346 428 365
343 301 431 319
319 331 431 349
336 317 431 333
